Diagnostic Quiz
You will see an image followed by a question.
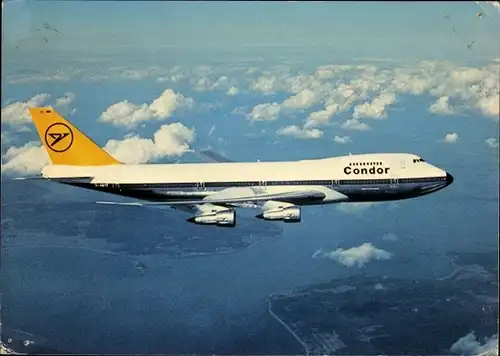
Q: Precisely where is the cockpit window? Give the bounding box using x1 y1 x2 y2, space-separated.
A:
413 158 426 163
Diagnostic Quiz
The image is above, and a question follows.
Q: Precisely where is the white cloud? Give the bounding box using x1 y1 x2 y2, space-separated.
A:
193 75 230 92
1 141 49 175
304 104 339 128
282 89 318 109
1 122 195 174
6 72 70 85
476 94 500 117
277 125 323 139
248 103 281 121
450 332 498 355
429 96 455 115
1 93 50 126
120 67 162 81
486 138 499 148
337 202 375 213
443 132 459 144
333 135 352 144
342 118 371 131
250 75 279 95
246 61 499 121
103 123 195 164
99 89 194 128
55 92 75 108
312 243 393 268
374 283 385 290
156 67 185 83
227 86 239 96
381 232 398 241
353 91 396 119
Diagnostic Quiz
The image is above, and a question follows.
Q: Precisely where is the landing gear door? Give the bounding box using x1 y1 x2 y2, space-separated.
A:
390 176 399 187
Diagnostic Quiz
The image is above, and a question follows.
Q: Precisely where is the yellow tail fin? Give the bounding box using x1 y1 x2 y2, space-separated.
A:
29 107 122 166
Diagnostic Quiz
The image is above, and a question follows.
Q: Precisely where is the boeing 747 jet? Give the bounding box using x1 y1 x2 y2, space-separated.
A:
24 107 454 227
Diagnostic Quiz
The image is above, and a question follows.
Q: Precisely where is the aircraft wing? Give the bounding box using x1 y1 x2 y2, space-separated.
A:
194 148 233 163
96 189 338 207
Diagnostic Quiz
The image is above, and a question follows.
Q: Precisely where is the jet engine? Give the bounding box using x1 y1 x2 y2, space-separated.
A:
255 206 301 223
187 209 236 227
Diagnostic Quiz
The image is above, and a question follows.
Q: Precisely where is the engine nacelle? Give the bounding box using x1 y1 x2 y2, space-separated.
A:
187 209 236 227
255 206 301 223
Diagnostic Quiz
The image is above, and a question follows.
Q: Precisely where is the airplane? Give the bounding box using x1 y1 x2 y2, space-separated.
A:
23 107 454 227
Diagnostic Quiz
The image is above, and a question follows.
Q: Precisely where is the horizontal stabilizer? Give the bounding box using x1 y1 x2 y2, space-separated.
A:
197 148 233 163
12 176 46 181
13 176 94 183
96 201 143 206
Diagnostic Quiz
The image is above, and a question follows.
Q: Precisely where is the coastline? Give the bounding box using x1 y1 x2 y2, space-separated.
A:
267 297 309 356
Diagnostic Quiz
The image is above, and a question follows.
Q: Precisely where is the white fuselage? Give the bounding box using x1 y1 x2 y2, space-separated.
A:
40 152 453 208
41 153 446 184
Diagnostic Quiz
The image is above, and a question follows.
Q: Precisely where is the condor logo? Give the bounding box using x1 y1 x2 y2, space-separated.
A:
44 123 74 153
344 166 390 175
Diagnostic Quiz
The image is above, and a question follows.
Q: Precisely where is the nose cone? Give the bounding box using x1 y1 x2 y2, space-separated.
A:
446 172 454 185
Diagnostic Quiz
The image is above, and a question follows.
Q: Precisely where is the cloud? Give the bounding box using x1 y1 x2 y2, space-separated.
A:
337 202 375 213
1 123 195 174
246 61 499 121
429 96 455 115
443 132 459 144
248 103 281 121
6 72 71 85
282 89 319 109
193 75 230 92
1 93 50 126
312 243 393 267
450 332 498 355
55 92 76 107
342 118 371 131
353 91 396 119
304 104 339 128
276 125 323 139
120 67 163 81
486 138 499 148
374 283 385 290
333 135 352 144
1 141 49 175
103 123 195 164
381 232 398 241
250 75 279 95
476 94 500 117
227 86 239 96
99 89 194 128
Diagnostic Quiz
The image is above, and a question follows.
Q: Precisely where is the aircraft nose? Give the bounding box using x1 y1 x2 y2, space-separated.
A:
446 172 454 185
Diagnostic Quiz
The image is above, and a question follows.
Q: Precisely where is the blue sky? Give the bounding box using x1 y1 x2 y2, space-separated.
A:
3 0 500 59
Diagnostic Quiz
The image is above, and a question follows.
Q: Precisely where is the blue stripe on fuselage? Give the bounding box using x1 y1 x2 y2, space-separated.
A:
61 176 450 203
